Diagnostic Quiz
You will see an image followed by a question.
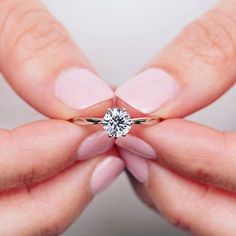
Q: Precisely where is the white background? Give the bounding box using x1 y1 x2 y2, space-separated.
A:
1 0 236 235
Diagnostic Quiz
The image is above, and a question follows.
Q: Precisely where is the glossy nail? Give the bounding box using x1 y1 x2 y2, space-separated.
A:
120 149 148 183
91 156 124 195
55 68 113 110
115 68 177 114
77 131 114 160
115 134 156 159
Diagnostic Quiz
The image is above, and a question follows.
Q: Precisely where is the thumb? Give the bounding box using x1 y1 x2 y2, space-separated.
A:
116 0 236 118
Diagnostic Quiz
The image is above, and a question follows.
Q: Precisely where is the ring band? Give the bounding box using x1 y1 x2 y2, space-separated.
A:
69 117 162 126
69 108 163 138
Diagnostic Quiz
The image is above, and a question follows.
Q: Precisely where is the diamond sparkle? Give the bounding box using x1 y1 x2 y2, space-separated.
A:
102 108 133 138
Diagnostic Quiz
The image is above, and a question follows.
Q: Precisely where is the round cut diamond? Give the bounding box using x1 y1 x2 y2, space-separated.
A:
102 108 133 137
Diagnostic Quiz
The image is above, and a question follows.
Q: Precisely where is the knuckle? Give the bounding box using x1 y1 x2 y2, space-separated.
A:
218 131 236 191
165 202 192 232
161 199 192 231
170 186 211 232
15 167 36 186
1 3 70 64
194 168 212 184
179 10 236 66
39 217 68 236
172 214 191 232
39 222 61 236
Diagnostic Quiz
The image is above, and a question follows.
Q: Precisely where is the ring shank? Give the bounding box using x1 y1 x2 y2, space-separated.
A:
131 117 163 125
69 117 103 126
70 116 162 126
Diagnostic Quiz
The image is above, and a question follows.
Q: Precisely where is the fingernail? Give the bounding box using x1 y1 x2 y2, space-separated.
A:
120 149 148 183
55 68 114 110
77 131 114 160
91 156 124 195
115 134 156 159
115 68 177 114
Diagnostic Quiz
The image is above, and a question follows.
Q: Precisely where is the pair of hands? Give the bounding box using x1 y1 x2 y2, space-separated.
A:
1 0 236 235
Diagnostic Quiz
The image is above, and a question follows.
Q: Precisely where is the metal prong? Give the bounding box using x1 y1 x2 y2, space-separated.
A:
108 133 115 138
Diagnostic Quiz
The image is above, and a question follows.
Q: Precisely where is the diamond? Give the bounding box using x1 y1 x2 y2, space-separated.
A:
102 108 133 138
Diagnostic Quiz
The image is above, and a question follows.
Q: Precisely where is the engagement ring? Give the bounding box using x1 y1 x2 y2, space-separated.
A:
69 108 163 138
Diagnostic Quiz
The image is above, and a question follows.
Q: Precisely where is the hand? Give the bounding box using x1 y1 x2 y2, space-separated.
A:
0 1 124 235
115 0 236 235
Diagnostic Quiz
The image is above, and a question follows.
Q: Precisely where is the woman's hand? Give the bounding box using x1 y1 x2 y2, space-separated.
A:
115 0 236 235
0 1 124 235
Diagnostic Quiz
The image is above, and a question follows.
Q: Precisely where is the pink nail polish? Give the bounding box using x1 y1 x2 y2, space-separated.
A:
115 134 156 159
55 68 114 110
77 131 114 160
91 156 124 195
115 68 177 114
120 149 148 183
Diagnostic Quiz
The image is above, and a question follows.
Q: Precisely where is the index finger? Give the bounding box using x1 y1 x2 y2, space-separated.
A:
116 0 236 118
120 119 236 192
0 0 113 119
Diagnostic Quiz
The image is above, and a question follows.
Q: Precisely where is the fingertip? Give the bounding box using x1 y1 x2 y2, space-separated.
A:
90 155 125 196
120 149 148 183
54 68 114 114
77 131 115 161
115 68 178 115
0 1 114 120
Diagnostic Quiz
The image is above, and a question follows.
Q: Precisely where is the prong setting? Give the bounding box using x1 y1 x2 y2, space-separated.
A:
102 108 133 138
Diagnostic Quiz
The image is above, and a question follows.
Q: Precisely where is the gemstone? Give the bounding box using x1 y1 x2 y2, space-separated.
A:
102 108 133 138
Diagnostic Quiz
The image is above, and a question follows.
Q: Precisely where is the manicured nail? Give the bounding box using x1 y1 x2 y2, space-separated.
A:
115 68 177 114
120 149 148 183
55 68 114 110
91 156 124 195
77 131 114 160
115 134 156 159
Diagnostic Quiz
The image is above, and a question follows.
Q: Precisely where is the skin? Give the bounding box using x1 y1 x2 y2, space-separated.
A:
116 0 236 235
0 0 115 235
1 0 236 235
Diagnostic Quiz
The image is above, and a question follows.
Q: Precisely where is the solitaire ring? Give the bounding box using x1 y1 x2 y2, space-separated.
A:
69 108 163 138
